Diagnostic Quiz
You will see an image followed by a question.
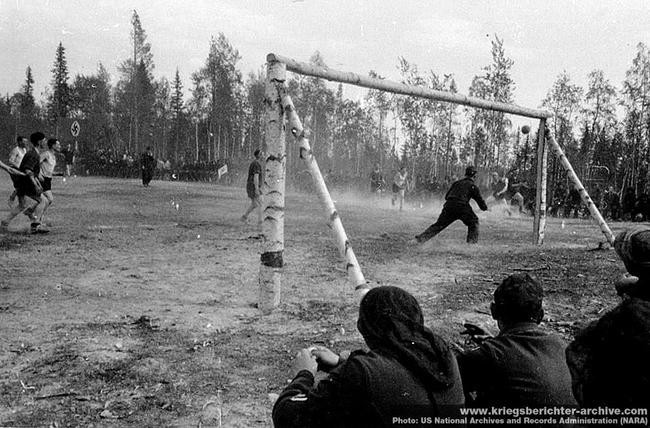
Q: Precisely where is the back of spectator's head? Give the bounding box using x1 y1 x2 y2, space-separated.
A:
47 138 58 149
465 165 477 177
357 286 458 391
30 132 45 145
491 273 544 325
614 226 650 279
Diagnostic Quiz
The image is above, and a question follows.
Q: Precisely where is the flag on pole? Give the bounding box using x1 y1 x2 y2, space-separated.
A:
218 164 228 179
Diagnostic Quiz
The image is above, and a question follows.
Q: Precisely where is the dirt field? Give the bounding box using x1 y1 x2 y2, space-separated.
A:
0 176 628 427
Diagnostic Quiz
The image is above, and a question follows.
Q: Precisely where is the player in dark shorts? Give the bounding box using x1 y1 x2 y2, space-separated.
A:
35 138 61 225
1 132 50 234
7 136 27 206
241 149 263 224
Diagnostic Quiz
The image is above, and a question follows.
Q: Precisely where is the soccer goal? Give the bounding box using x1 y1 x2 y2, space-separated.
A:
257 53 615 312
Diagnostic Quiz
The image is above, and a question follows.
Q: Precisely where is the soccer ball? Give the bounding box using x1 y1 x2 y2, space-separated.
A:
521 125 531 135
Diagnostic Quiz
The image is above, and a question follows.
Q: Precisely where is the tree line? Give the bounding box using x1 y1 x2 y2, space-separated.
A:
2 10 650 199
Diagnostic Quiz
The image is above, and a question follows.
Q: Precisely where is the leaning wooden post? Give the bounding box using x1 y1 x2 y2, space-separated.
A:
545 128 615 245
279 91 369 296
258 59 286 313
533 119 548 245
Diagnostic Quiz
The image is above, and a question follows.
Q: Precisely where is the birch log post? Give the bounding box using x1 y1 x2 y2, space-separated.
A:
533 119 548 245
545 128 615 245
258 59 286 313
279 91 369 295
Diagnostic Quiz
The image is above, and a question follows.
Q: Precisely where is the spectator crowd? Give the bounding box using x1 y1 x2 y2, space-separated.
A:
73 148 236 183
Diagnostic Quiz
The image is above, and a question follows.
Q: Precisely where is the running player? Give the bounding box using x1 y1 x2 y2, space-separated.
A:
391 166 408 211
37 138 61 225
241 149 263 224
7 136 27 207
1 132 49 234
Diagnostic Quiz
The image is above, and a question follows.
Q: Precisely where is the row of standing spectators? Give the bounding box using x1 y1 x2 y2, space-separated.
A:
550 184 650 222
74 149 238 184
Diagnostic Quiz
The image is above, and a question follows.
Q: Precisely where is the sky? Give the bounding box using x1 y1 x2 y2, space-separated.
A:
1 0 650 121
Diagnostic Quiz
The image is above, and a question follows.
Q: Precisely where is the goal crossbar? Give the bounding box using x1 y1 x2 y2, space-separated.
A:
267 53 553 120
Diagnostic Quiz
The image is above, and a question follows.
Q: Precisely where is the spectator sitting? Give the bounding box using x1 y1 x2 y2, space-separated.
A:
457 274 577 407
566 226 650 409
273 286 465 428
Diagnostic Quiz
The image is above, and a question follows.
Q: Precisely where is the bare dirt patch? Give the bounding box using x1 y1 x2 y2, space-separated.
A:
0 177 626 426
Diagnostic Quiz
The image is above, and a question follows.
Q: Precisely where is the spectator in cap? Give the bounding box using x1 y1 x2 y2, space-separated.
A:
566 226 650 409
410 165 487 244
273 286 465 428
457 274 577 407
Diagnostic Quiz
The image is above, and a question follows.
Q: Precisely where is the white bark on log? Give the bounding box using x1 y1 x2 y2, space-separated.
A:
258 60 286 313
545 128 615 245
533 119 548 245
267 53 552 120
279 92 369 295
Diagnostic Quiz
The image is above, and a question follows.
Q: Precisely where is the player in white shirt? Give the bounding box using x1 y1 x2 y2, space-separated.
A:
391 166 409 211
7 136 27 207
24 138 61 225
38 138 61 224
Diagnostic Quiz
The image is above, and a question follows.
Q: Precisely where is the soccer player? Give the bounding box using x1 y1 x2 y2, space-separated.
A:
241 149 263 224
489 171 511 215
140 147 156 187
391 166 408 211
7 136 27 207
37 138 61 225
0 132 49 234
410 166 487 244
369 164 384 195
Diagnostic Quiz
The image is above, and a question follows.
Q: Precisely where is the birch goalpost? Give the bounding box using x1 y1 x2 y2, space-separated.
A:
258 53 615 313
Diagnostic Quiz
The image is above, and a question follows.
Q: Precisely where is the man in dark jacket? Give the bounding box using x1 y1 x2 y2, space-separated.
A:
272 286 465 428
457 274 577 408
140 147 156 187
566 227 650 409
411 165 487 244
